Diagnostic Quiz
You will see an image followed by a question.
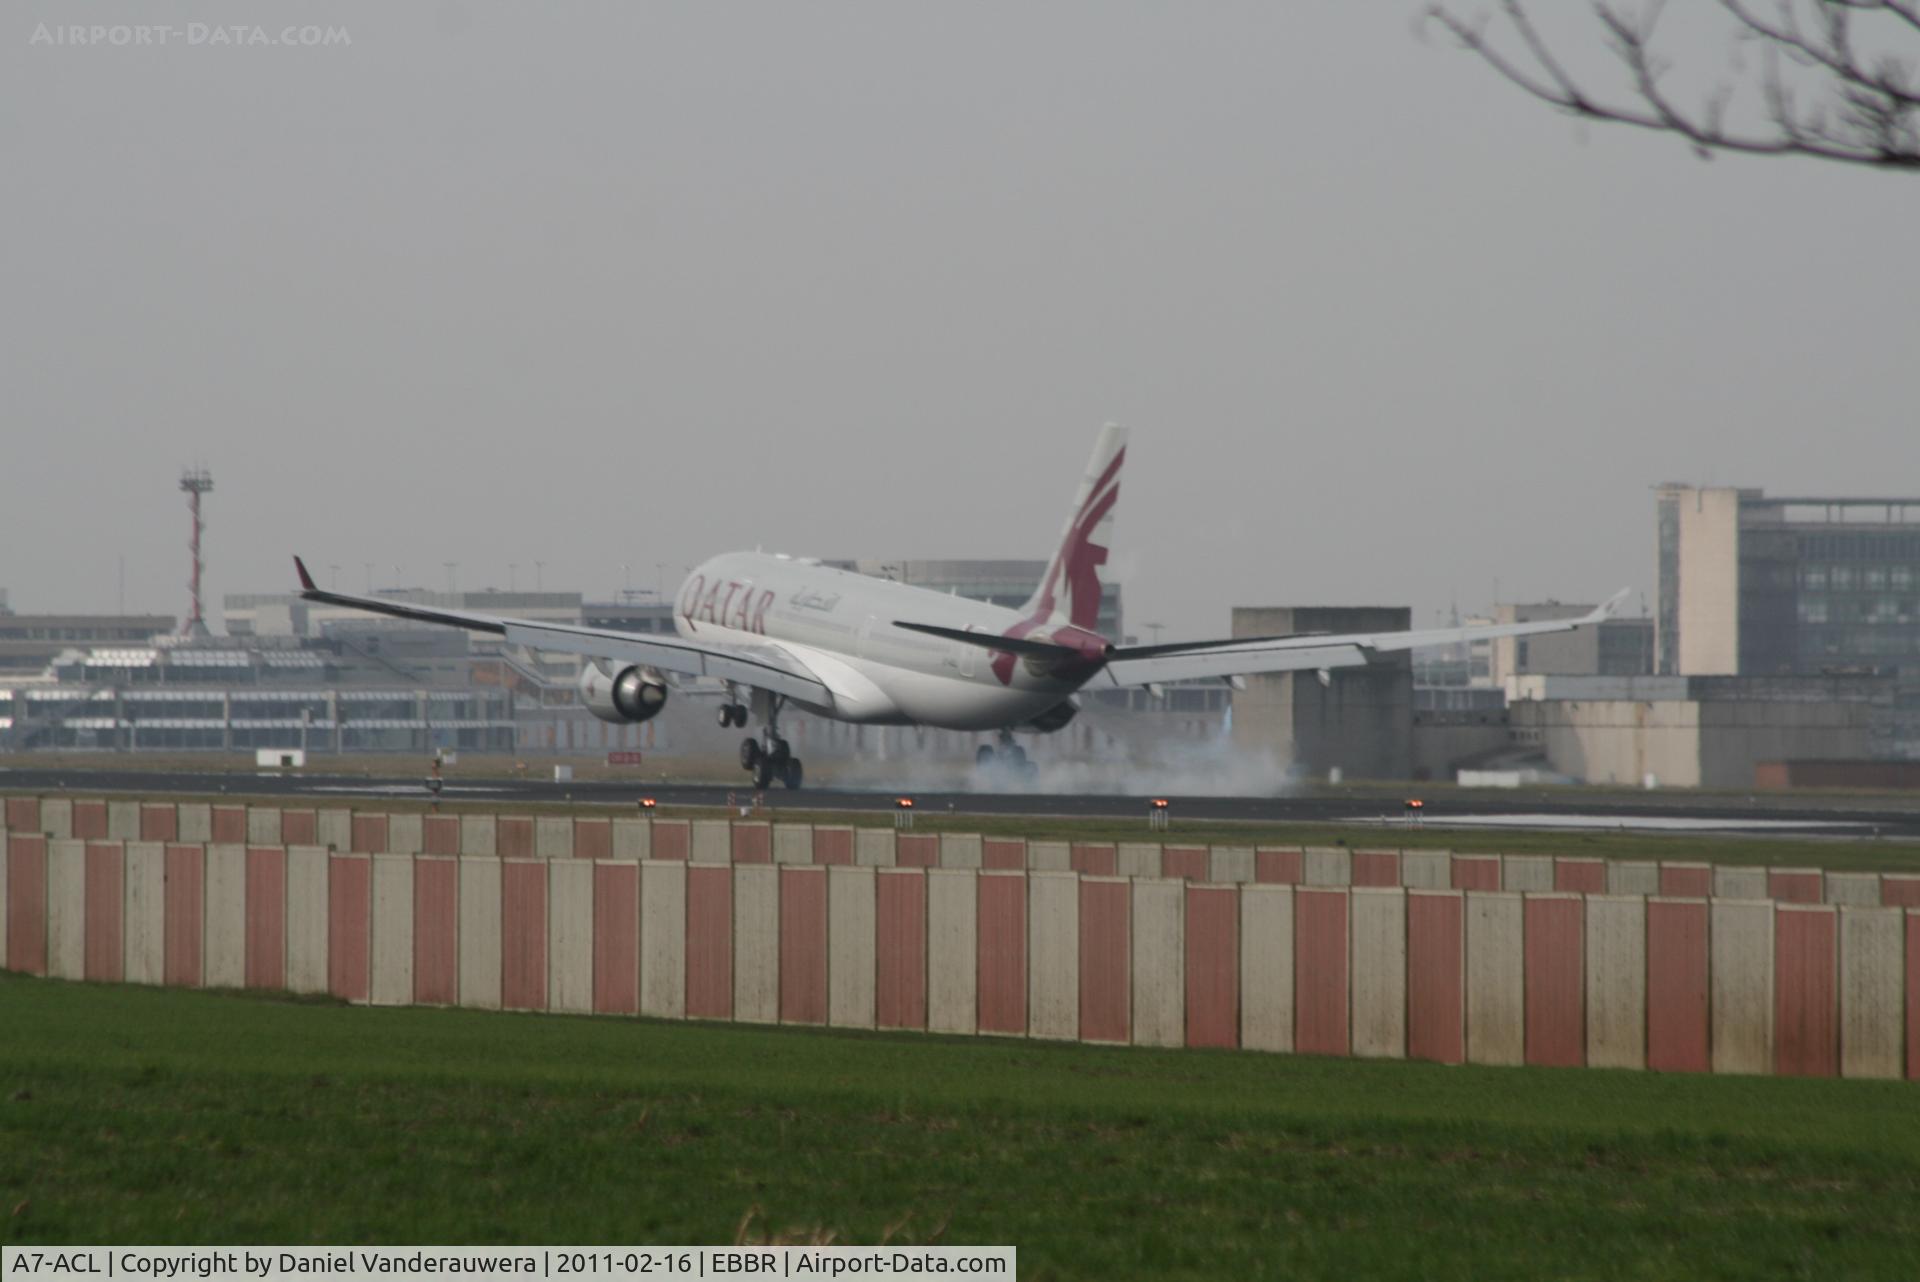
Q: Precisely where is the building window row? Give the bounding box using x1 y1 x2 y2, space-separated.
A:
1800 565 1920 592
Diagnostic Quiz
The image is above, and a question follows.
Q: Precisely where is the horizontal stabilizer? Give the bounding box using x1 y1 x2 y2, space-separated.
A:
893 621 1087 659
1110 631 1327 660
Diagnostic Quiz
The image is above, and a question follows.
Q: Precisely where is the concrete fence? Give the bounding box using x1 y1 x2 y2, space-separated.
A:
5 798 1918 909
5 829 1917 1080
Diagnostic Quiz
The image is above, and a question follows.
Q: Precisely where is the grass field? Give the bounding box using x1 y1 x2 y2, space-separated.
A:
3 976 1919 1278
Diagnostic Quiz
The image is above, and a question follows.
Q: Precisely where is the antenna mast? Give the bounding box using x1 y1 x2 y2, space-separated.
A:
179 466 214 636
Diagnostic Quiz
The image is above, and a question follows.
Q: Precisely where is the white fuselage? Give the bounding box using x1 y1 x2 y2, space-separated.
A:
673 551 1085 731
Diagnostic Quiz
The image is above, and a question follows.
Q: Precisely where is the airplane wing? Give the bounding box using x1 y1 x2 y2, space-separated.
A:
290 557 830 704
1093 590 1632 688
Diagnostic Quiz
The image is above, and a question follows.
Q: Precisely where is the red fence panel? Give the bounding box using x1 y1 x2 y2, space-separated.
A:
281 810 318 847
327 855 371 1002
497 818 535 859
1775 907 1838 1077
1352 851 1399 888
1524 896 1585 1068
731 825 771 865
983 839 1026 871
412 859 458 1005
1294 889 1349 1056
1406 892 1464 1064
686 866 734 1020
351 815 389 855
422 816 461 856
6 835 47 975
1659 865 1711 898
244 847 286 990
139 805 177 843
1184 885 1239 1048
1646 899 1709 1073
813 828 854 866
1070 844 1117 877
1451 856 1500 891
1769 870 1823 905
779 867 827 1023
163 844 201 987
4 797 39 833
896 835 938 868
1162 847 1208 881
500 862 547 1010
1255 848 1303 885
977 874 1028 1035
652 820 691 862
74 801 109 840
876 870 928 1030
574 819 612 861
1553 859 1606 894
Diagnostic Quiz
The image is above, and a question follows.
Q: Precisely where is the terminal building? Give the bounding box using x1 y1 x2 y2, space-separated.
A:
1486 489 1920 784
1655 487 1920 679
1651 487 1918 761
0 594 176 677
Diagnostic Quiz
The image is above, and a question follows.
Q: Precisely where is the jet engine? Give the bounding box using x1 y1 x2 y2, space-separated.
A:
578 662 669 724
1026 698 1080 733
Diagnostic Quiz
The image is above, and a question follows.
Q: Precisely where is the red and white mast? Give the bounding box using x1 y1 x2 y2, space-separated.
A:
179 466 214 636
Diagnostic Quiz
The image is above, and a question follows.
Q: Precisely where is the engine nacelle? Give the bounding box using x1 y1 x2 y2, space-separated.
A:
1026 697 1080 733
578 663 669 724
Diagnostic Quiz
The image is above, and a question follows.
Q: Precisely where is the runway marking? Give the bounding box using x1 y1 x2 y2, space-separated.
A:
303 784 509 796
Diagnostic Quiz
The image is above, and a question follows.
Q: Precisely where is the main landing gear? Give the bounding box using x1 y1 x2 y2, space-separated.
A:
975 730 1037 780
737 692 803 790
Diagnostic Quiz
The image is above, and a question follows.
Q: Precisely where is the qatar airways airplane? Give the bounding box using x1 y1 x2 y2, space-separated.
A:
294 425 1624 789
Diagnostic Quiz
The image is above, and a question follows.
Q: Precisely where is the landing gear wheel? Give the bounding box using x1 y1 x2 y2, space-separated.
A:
783 757 804 790
769 738 791 768
1008 744 1028 767
740 738 761 771
718 705 734 729
976 744 997 767
753 757 776 790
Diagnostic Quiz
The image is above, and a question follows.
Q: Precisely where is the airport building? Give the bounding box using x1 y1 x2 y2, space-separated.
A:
1507 673 1893 789
1229 606 1413 781
1652 487 1920 761
1655 487 1920 677
0 639 518 754
1484 603 1653 685
0 607 177 676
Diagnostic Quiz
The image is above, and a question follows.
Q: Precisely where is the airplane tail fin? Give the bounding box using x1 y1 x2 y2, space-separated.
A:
1021 423 1126 634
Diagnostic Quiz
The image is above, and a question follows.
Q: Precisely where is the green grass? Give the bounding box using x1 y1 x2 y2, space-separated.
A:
3 976 1920 1278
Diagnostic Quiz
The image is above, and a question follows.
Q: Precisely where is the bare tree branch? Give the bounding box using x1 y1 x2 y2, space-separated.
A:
1426 0 1920 169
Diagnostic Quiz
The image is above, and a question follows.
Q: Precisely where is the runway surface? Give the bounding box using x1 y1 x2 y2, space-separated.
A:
4 764 1918 837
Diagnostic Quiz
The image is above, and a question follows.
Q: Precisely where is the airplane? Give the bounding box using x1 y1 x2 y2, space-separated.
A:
293 424 1627 790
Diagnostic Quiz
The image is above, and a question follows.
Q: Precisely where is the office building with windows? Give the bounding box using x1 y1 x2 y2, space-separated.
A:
1655 487 1920 757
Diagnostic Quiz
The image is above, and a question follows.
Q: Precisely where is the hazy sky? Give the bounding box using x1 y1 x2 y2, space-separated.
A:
4 3 1915 638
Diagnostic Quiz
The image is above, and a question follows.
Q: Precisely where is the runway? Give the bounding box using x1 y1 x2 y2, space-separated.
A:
3 764 1917 837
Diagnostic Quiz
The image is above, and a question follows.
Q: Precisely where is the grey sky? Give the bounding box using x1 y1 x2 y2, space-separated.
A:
4 3 1914 638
